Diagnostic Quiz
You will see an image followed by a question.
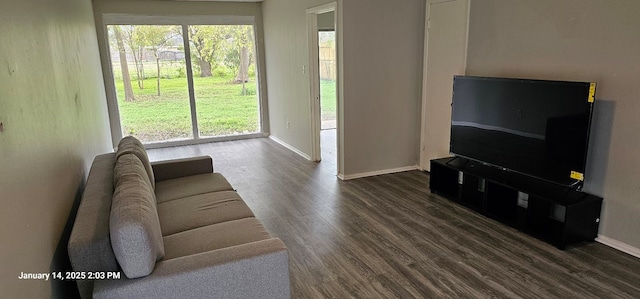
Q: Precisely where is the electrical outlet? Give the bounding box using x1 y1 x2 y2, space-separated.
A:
286 121 291 129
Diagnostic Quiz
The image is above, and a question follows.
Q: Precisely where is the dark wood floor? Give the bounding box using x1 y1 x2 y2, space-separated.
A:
148 136 640 298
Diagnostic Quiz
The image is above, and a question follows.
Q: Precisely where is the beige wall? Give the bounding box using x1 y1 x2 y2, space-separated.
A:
262 0 330 158
263 0 424 176
0 0 112 297
466 0 640 249
341 0 424 175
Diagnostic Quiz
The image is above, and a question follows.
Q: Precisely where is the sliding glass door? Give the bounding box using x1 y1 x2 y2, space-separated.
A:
105 19 261 145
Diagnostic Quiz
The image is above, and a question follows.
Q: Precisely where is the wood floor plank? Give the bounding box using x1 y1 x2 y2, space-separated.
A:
148 135 640 298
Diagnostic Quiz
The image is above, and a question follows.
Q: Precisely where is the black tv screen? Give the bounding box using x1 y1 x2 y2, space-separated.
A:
450 76 595 187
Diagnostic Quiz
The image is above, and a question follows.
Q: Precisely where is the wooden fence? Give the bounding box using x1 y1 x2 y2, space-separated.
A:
319 46 336 80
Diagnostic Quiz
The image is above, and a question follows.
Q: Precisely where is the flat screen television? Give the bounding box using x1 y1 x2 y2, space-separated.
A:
450 76 596 187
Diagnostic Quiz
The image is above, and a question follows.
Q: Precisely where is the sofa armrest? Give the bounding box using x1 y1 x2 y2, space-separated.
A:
151 156 213 182
93 238 290 299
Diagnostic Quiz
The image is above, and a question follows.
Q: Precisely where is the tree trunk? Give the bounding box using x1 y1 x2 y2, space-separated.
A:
199 57 212 77
156 58 161 96
136 61 144 89
234 46 249 84
132 49 144 89
114 26 135 102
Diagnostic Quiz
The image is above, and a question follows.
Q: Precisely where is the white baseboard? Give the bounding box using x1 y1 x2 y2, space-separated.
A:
341 165 419 180
268 136 312 161
596 235 640 259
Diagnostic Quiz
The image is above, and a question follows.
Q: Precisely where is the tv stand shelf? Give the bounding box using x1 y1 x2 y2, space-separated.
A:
430 157 602 249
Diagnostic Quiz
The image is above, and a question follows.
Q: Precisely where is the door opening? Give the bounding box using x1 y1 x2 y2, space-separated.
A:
307 2 342 177
318 13 337 173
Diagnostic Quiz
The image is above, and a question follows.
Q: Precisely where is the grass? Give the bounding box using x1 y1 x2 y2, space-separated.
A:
115 75 259 143
320 79 337 121
115 75 337 143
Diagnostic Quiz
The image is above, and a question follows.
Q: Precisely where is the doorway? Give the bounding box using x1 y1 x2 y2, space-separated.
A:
318 12 337 173
307 2 341 177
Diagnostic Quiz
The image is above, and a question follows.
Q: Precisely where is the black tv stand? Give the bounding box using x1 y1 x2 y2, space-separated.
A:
429 157 602 249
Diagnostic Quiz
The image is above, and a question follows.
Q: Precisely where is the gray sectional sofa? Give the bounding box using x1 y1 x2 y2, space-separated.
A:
68 136 290 299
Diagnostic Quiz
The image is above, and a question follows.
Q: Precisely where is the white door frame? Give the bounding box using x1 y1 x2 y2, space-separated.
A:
420 0 470 170
307 2 343 177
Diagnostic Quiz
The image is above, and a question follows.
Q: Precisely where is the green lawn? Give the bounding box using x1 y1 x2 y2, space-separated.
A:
115 76 336 143
115 75 259 143
320 79 336 121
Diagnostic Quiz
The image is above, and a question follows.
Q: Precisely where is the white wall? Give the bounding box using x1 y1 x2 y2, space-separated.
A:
0 0 112 297
465 0 640 251
263 0 424 177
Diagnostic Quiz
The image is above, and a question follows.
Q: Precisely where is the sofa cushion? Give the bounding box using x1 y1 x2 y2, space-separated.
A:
154 172 234 203
157 191 255 236
116 136 155 189
110 155 164 279
162 218 272 260
114 153 154 196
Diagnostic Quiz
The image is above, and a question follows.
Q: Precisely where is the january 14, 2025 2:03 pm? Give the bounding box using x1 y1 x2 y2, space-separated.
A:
18 271 121 281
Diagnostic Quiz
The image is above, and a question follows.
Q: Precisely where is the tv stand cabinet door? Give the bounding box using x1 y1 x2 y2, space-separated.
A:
430 159 461 199
563 198 603 246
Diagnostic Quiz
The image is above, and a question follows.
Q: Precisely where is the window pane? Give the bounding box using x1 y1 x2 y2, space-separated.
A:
108 25 192 143
188 25 260 137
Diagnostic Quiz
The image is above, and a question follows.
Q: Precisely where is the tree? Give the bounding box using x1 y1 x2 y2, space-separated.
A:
121 25 146 90
186 26 223 77
137 26 177 96
221 25 254 94
111 26 135 102
233 26 253 85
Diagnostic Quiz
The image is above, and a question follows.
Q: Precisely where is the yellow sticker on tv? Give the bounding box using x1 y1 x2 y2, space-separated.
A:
570 171 584 181
588 82 596 103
